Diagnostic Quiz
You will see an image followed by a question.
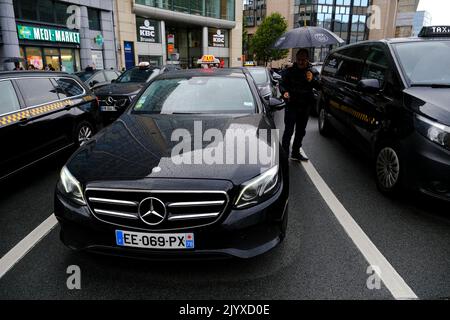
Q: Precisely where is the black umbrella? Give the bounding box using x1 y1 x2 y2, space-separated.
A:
273 27 345 49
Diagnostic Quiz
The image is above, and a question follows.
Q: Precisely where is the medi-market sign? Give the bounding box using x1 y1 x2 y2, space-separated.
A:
17 25 81 44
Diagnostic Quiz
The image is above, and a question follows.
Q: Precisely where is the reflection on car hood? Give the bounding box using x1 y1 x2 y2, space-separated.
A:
404 87 450 126
67 113 278 186
94 83 145 96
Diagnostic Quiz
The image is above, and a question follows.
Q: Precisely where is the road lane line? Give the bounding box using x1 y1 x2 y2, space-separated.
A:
0 214 57 280
299 159 418 300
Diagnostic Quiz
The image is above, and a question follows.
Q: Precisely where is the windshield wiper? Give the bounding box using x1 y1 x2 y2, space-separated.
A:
410 83 450 88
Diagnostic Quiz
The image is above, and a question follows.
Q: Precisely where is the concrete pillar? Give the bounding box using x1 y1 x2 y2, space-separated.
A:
202 26 209 56
79 6 92 69
100 10 117 69
161 20 167 65
0 0 20 71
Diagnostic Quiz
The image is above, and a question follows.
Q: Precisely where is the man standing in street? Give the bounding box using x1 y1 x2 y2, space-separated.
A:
280 49 320 162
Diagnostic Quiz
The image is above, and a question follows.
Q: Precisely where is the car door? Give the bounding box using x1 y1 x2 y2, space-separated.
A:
330 45 370 147
14 77 70 158
349 44 398 153
0 79 34 178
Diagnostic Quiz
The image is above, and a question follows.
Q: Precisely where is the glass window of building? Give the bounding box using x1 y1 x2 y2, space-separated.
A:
135 0 235 20
44 48 61 71
88 8 102 31
19 0 38 20
24 47 44 70
55 2 70 25
39 0 54 23
61 49 75 73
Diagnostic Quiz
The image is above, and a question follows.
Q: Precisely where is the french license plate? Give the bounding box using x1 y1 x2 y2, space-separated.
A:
101 105 117 112
115 230 195 250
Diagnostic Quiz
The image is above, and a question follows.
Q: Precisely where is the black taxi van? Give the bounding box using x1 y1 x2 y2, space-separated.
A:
318 26 450 201
0 71 100 181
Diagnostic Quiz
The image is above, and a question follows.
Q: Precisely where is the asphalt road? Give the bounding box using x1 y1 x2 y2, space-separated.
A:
0 111 449 300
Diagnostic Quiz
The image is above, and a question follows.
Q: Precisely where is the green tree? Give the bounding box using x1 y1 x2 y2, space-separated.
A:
250 13 289 66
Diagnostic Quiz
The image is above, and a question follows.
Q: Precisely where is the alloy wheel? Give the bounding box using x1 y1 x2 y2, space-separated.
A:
376 147 400 190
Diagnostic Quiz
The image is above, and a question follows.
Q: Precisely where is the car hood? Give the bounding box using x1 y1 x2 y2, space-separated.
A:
404 87 450 126
94 83 145 96
67 113 278 186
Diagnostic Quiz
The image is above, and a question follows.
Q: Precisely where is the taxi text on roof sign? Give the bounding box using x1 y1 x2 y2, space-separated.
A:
419 26 450 38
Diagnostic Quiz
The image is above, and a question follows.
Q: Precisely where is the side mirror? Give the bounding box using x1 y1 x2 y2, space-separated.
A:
268 97 286 111
358 79 381 93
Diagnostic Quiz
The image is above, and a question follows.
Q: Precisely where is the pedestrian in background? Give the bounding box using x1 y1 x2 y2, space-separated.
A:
280 49 320 162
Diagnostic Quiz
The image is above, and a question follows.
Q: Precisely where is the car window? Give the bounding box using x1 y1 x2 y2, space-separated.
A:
16 78 60 107
116 68 155 83
0 80 21 115
362 46 389 87
247 68 269 85
75 72 95 82
105 71 120 81
133 77 256 114
393 40 450 86
91 72 106 83
334 46 369 84
54 78 85 98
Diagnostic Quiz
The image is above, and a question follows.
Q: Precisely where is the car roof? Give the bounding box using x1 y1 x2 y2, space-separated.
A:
0 71 71 79
156 68 248 80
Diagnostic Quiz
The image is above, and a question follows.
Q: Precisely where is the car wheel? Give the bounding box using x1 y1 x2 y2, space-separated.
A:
318 105 332 136
74 121 94 147
375 144 403 196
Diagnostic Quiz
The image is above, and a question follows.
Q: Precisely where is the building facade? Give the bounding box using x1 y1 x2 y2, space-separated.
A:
368 0 398 40
395 0 420 37
244 0 372 65
115 0 243 70
0 0 117 71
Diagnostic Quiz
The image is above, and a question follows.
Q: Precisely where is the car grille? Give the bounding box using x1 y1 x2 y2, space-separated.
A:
85 188 230 231
98 96 131 108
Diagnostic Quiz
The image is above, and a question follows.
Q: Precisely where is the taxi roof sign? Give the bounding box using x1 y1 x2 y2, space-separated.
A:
419 26 450 38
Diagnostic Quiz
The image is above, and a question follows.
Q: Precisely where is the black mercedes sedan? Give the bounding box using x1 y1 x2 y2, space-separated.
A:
55 68 289 259
94 62 162 125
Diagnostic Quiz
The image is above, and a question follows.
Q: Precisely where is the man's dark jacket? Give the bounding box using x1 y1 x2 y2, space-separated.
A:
279 63 321 106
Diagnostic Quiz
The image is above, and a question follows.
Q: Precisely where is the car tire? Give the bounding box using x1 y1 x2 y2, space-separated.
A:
318 104 332 137
74 121 94 148
375 143 404 196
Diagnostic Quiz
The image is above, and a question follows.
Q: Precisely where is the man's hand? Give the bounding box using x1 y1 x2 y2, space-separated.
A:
283 92 290 100
306 71 313 82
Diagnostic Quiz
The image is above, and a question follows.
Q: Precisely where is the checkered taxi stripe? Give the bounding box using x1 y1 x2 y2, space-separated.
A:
0 99 76 128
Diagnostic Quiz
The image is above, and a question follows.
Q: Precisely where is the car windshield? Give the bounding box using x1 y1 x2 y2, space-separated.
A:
116 68 155 83
248 68 269 85
393 41 450 86
132 76 256 114
75 71 95 82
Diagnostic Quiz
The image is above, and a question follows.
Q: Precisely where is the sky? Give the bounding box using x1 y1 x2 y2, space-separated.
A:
418 0 450 25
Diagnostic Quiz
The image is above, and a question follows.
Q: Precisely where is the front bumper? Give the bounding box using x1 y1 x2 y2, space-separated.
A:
55 184 289 259
402 132 450 201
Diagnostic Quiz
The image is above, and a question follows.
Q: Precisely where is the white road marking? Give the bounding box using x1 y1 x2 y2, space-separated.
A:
299 158 419 300
0 214 58 280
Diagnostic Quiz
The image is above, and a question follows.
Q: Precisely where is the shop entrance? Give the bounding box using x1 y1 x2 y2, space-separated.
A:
165 24 203 69
19 46 81 73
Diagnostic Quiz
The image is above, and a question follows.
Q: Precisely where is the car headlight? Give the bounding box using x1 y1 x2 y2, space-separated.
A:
415 114 450 151
235 165 280 209
58 166 86 205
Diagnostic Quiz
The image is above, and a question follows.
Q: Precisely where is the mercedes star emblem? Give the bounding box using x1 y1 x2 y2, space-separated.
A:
138 197 167 226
